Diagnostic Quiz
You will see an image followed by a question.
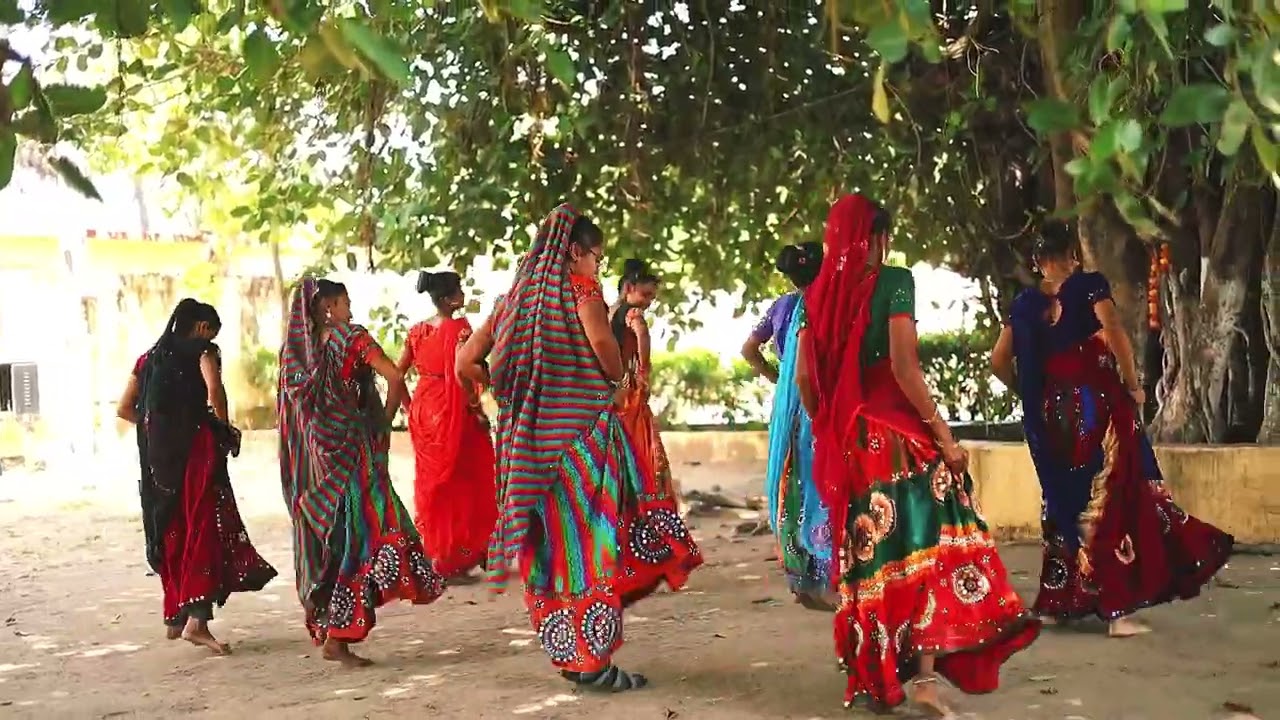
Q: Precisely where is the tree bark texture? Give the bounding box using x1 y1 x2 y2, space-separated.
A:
1151 168 1270 443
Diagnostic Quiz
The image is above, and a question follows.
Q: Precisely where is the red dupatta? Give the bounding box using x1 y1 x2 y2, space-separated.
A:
803 194 881 581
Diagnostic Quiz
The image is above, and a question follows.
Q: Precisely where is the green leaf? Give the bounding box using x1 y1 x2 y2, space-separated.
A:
1139 0 1188 11
160 0 195 32
871 61 890 124
1253 40 1280 115
1159 83 1230 127
7 64 35 112
1024 98 1082 134
244 29 280 83
1116 119 1143 152
115 0 151 38
1114 192 1159 238
1143 11 1172 57
1252 124 1278 173
1106 14 1131 51
46 0 96 24
1064 157 1091 177
1217 98 1252 155
0 131 16 191
866 21 909 64
41 84 108 117
1204 24 1236 47
504 0 544 21
1088 78 1112 124
338 19 411 86
0 0 24 23
544 43 576 90
215 7 242 33
52 156 103 201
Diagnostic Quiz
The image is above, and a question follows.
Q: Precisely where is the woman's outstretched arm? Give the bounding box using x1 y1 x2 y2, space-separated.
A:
579 298 624 382
457 314 495 387
200 349 230 422
742 334 778 384
889 317 958 449
116 374 140 424
795 329 817 416
989 325 1016 390
366 348 409 422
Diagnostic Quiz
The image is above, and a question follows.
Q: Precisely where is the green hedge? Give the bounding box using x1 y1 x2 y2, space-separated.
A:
234 330 1016 430
648 331 1017 429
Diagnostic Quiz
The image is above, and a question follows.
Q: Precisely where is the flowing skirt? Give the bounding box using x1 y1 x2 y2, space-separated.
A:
1032 336 1233 619
615 381 682 509
835 362 1039 708
770 415 831 597
286 419 447 644
521 408 702 672
409 383 498 577
156 424 276 625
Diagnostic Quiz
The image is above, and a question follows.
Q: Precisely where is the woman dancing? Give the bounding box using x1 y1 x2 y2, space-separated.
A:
399 270 497 580
797 194 1039 714
757 243 831 608
117 299 276 654
278 278 446 666
457 205 702 691
610 258 683 517
742 242 822 382
991 227 1232 636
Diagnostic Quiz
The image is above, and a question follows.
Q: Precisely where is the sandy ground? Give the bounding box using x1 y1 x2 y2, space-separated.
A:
0 445 1278 720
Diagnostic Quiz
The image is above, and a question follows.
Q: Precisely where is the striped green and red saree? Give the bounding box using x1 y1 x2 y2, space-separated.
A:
487 204 702 673
278 276 445 644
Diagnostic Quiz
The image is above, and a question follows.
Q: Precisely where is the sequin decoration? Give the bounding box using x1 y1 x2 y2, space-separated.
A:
1043 558 1069 590
580 601 622 659
628 514 675 565
328 583 356 628
951 563 992 605
538 608 579 665
646 507 689 540
370 544 402 592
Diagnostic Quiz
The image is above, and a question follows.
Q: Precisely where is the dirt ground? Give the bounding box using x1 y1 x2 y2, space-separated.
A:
0 446 1277 720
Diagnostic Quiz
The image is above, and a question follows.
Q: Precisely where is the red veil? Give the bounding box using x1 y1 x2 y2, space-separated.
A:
802 193 881 581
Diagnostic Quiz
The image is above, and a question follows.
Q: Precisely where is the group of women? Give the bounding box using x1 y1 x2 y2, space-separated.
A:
117 193 1233 714
752 194 1234 713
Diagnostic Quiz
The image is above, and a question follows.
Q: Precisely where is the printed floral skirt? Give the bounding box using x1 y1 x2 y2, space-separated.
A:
837 455 1040 709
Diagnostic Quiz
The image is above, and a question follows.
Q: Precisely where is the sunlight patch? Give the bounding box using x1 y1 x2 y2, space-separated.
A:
513 694 579 715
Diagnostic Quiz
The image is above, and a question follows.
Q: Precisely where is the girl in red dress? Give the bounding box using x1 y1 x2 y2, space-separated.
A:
399 271 498 580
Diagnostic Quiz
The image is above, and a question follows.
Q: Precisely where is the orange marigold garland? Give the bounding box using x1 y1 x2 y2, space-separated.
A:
1147 244 1169 331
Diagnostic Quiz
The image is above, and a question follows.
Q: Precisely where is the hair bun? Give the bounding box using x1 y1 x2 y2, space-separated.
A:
622 258 647 277
415 270 431 294
775 245 801 274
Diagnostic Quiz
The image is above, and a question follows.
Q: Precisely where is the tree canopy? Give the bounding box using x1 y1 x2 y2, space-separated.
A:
3 0 1280 442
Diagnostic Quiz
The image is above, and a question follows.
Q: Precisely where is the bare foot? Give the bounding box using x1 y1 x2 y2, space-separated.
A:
322 639 374 667
181 622 231 655
913 677 953 718
1038 614 1067 627
1108 617 1152 638
794 592 838 613
165 625 183 640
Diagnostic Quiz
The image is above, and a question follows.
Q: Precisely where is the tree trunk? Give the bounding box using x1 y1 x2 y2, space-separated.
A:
1255 198 1280 442
1078 203 1149 379
1151 170 1267 443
